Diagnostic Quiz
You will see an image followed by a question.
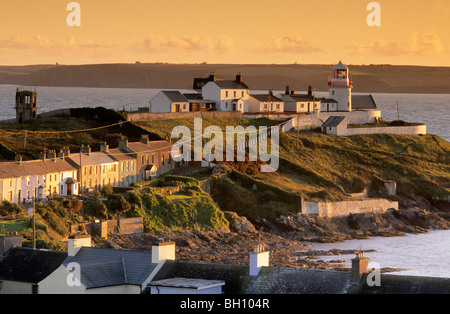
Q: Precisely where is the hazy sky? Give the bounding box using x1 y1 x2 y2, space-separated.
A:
0 0 449 66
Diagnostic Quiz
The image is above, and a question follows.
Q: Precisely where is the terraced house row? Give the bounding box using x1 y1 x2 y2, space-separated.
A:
0 135 175 204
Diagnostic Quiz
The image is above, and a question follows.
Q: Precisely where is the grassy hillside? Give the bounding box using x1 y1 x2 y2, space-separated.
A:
138 116 450 210
0 108 160 160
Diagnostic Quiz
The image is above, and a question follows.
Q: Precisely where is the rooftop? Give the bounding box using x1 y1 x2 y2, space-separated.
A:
0 247 67 283
0 158 77 180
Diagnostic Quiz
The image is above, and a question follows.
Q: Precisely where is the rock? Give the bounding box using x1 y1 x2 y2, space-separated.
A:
229 216 257 234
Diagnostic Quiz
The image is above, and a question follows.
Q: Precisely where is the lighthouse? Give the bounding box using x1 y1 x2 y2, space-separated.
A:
328 61 353 112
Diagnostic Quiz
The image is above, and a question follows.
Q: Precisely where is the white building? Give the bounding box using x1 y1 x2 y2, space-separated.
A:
0 153 79 203
248 93 284 113
328 61 353 112
149 91 190 113
201 73 249 112
281 86 321 113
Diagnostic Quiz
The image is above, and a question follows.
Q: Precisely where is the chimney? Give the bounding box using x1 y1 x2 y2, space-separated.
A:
140 134 149 145
63 146 70 157
285 86 290 95
14 155 23 165
151 241 176 264
100 142 109 153
249 244 269 276
308 86 312 97
68 234 92 257
209 72 216 82
351 251 369 283
57 150 65 160
118 137 129 149
81 144 91 156
38 152 46 161
236 73 242 83
0 232 22 256
47 150 57 161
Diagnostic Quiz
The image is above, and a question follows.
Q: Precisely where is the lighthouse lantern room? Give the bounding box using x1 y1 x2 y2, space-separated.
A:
328 61 353 112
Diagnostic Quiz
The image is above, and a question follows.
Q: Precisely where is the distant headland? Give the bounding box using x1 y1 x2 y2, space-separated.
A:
1 63 450 94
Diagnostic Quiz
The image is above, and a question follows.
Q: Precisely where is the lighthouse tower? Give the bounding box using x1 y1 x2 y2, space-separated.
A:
328 61 353 112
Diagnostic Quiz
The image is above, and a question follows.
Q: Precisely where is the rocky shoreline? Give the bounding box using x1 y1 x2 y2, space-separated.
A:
101 207 450 272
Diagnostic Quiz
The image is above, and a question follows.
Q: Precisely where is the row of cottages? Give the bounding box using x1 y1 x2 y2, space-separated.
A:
148 62 378 115
0 136 175 203
0 154 79 204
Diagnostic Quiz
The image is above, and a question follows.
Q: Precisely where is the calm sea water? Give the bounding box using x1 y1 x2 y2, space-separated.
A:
0 85 448 141
306 230 450 279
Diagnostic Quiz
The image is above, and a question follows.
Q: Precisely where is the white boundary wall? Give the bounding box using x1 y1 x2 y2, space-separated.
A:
304 198 399 218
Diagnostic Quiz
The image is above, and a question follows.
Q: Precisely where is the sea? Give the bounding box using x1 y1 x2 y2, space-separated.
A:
0 84 449 278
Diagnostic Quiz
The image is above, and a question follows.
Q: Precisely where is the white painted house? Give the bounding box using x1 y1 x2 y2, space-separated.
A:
248 93 284 113
149 91 190 113
281 86 321 113
201 74 249 112
0 154 79 203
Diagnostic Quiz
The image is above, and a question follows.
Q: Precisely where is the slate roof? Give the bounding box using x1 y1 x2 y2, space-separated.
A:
247 267 352 294
162 91 189 103
108 148 135 161
125 141 172 155
63 247 158 289
0 159 77 180
213 80 249 90
250 94 283 102
322 116 346 128
0 247 67 283
284 94 318 102
351 274 450 294
352 95 377 110
67 152 117 167
150 260 250 295
319 98 338 103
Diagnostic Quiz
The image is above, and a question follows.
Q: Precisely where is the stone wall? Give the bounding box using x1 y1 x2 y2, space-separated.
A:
346 124 427 136
127 111 242 122
304 198 399 218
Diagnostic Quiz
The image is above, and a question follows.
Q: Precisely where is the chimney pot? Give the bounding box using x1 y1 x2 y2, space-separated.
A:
151 241 176 263
68 234 92 257
100 142 109 153
14 155 23 165
249 247 269 276
351 251 369 283
140 134 149 145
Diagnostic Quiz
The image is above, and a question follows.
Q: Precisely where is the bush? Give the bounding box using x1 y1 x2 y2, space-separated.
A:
82 197 108 220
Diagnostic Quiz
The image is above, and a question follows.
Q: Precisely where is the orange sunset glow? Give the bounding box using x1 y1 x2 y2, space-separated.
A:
0 0 449 66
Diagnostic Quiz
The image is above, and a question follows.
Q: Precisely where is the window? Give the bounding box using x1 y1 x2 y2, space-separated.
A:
83 167 86 176
183 104 186 110
276 104 280 110
26 177 30 186
37 176 40 185
225 91 228 97
142 156 145 164
332 91 335 96
242 91 244 97
234 91 237 97
151 154 155 164
9 178 12 187
89 166 92 175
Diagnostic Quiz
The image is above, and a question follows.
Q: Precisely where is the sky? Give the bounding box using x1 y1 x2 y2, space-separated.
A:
0 0 449 66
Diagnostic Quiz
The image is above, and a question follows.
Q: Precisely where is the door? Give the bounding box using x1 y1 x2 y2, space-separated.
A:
67 184 72 196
